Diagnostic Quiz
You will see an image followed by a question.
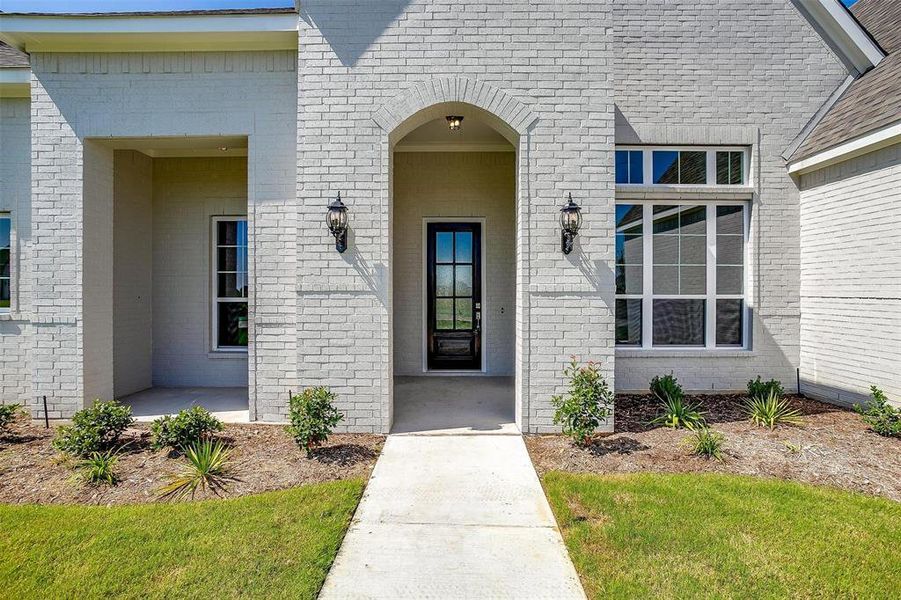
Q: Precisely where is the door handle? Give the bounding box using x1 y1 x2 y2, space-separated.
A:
475 303 481 333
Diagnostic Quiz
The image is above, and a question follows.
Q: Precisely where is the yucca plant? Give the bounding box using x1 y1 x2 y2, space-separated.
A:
685 426 725 461
745 389 803 430
158 439 234 501
78 447 121 485
650 393 705 429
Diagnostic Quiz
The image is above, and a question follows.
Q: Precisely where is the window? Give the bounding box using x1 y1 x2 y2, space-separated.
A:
615 150 643 184
615 203 747 349
0 215 9 311
213 217 248 350
615 147 749 186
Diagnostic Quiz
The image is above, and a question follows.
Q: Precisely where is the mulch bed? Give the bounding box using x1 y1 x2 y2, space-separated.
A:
0 419 383 506
526 394 901 501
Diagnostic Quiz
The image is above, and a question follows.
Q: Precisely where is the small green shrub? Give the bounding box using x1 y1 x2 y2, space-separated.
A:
650 393 705 429
745 390 802 430
52 400 134 457
159 439 234 501
286 387 344 457
0 403 23 432
151 406 223 451
650 373 684 403
747 376 785 401
552 357 614 446
78 448 121 485
854 386 901 438
685 427 725 461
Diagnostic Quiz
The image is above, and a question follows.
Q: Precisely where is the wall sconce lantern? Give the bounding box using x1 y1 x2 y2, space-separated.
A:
326 192 349 253
446 115 464 131
559 193 582 255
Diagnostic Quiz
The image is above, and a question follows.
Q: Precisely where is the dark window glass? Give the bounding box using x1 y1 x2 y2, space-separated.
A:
615 299 642 345
653 299 705 346
679 151 707 184
217 302 248 347
615 204 643 295
629 151 644 184
716 204 743 234
716 151 743 185
616 204 643 234
652 151 679 184
716 299 743 346
0 248 8 279
615 151 629 184
0 217 9 309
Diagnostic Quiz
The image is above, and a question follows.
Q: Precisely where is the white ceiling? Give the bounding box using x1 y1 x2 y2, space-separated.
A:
96 135 248 158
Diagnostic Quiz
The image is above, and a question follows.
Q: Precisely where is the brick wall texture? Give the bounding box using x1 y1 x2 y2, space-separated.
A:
3 0 895 426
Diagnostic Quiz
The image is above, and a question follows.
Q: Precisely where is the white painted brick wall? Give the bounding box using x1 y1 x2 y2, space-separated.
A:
0 97 32 407
612 0 849 394
799 145 901 407
393 151 516 376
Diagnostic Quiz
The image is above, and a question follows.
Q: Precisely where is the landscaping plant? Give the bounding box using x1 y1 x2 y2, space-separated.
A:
745 389 802 430
854 386 901 438
684 426 725 461
286 387 344 457
78 448 121 486
649 373 704 429
747 376 785 401
551 357 614 447
151 406 223 451
52 400 134 457
0 403 23 433
159 439 234 500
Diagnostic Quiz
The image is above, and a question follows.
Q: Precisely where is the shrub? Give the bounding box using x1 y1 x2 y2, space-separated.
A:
551 357 614 446
648 374 703 429
151 406 223 451
0 403 23 432
159 439 234 500
52 400 134 457
685 427 725 461
747 376 785 401
286 387 344 457
745 390 802 430
854 386 901 438
650 373 683 403
78 448 121 485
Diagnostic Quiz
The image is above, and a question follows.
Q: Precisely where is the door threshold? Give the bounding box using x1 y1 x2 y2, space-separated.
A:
422 370 488 376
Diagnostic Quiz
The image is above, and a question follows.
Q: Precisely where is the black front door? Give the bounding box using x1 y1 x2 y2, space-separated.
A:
427 223 482 370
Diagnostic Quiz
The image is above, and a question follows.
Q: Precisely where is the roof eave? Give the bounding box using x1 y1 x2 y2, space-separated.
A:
795 0 885 76
787 120 901 174
0 67 30 98
0 12 299 53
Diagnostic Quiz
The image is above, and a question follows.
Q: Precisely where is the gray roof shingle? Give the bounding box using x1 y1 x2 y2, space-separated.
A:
0 42 29 68
793 0 901 161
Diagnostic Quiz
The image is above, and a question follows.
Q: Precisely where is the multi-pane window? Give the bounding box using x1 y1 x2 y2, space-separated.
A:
614 147 748 186
435 230 474 330
0 216 9 311
615 150 644 184
615 202 747 349
213 217 248 350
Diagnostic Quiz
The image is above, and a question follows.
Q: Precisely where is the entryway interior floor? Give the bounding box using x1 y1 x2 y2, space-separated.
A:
318 433 586 599
392 376 517 434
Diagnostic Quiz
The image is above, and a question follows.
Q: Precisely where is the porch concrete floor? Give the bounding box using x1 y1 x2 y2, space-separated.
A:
392 376 517 435
120 387 249 423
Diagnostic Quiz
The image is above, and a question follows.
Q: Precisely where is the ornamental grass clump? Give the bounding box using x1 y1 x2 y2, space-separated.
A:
77 448 121 486
151 406 223 452
854 386 901 438
551 357 614 447
287 387 344 457
158 439 234 501
684 426 725 461
649 373 705 430
52 400 134 457
745 389 803 430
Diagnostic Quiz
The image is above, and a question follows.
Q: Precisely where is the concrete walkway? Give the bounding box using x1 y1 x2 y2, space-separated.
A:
319 434 586 599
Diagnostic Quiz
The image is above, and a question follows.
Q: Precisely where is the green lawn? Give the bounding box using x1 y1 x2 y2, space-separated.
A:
0 480 364 599
544 472 901 599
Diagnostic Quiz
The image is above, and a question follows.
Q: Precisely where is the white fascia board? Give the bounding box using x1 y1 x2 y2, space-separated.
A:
787 121 901 174
0 68 30 98
0 13 298 52
801 0 884 75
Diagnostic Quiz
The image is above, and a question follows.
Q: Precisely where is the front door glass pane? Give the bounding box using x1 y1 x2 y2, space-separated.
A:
436 265 453 296
436 298 454 330
455 231 472 263
436 232 454 263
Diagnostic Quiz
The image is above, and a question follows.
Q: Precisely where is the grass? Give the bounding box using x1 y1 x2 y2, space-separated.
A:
0 479 364 599
544 472 901 599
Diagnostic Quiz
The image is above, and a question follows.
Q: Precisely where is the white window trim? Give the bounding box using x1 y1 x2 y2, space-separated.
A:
211 216 248 353
0 213 10 314
616 146 752 187
616 200 751 351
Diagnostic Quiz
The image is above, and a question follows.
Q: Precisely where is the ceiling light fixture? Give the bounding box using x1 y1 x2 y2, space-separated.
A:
446 116 464 132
